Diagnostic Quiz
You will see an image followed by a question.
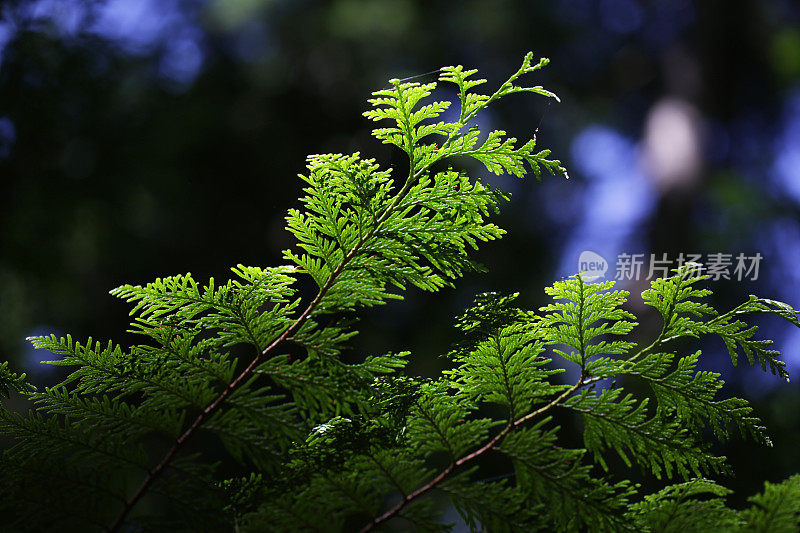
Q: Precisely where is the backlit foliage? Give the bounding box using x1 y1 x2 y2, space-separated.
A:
1 54 799 532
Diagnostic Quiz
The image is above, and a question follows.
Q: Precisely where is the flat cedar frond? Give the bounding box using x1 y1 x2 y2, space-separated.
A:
539 275 637 370
622 350 771 445
445 293 564 419
639 264 794 381
563 386 727 479
739 474 800 531
626 478 740 532
1 55 798 533
626 475 800 533
0 360 33 397
497 419 637 532
407 382 500 459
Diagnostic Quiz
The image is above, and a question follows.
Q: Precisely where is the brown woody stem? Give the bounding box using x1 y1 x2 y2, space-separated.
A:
359 378 594 532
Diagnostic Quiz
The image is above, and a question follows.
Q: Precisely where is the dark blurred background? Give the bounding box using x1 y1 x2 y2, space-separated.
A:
1 0 799 509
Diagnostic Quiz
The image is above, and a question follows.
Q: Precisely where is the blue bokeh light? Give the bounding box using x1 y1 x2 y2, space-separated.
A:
772 88 800 205
599 0 644 34
159 28 205 88
557 125 657 277
24 0 86 36
0 116 16 158
20 325 63 375
0 19 16 66
91 0 181 53
643 0 694 47
1 0 206 88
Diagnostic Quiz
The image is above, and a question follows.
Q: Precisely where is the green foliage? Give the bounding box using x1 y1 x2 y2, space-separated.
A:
1 55 799 532
627 478 739 532
739 474 800 532
0 360 33 397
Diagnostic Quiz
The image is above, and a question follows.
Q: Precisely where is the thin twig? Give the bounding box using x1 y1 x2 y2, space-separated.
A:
108 73 510 529
107 232 370 531
359 378 594 532
108 148 421 531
